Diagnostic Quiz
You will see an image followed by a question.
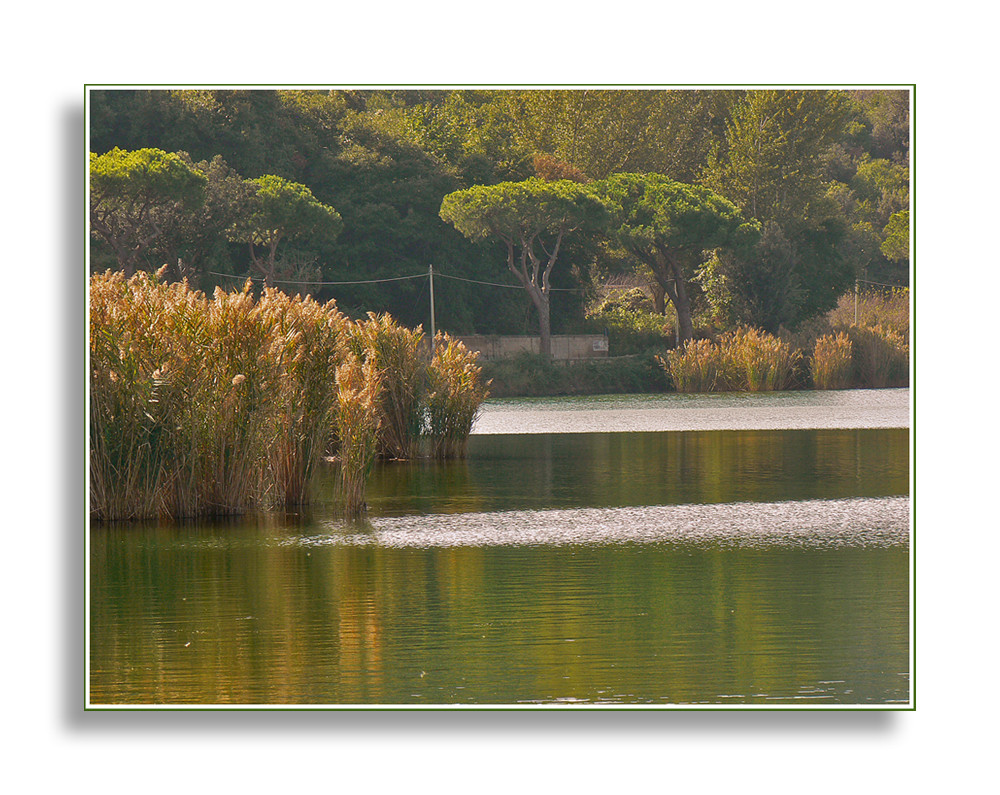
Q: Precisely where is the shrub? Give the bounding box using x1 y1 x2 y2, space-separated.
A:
828 287 909 338
585 288 675 355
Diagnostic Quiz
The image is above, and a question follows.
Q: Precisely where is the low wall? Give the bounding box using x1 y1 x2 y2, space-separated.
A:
456 334 609 361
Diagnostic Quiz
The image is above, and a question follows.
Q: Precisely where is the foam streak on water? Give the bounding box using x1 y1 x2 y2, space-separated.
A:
303 496 909 550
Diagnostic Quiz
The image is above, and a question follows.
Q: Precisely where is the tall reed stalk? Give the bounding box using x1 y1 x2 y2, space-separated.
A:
425 333 491 458
334 356 382 516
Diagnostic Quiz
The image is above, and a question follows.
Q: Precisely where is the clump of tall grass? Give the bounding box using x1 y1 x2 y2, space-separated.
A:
847 324 909 388
257 288 348 506
348 313 425 460
658 339 731 393
720 328 800 392
333 356 382 516
811 332 854 389
425 333 492 459
91 271 500 521
658 328 799 392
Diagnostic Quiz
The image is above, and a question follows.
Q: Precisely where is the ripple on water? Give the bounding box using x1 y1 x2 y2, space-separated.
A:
295 496 909 550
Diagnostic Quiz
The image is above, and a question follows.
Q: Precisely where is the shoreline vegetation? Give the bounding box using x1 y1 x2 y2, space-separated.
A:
484 287 909 397
89 269 490 523
90 271 907 522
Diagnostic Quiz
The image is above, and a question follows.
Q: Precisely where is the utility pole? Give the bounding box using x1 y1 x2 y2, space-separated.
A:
429 263 436 350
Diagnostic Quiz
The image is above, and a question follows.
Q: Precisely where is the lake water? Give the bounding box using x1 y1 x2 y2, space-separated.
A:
88 389 911 707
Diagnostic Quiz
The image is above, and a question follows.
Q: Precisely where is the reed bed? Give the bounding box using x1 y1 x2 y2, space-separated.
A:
91 270 349 520
425 333 491 459
348 313 425 460
720 328 800 392
811 332 854 389
659 329 798 393
91 270 496 521
846 324 909 388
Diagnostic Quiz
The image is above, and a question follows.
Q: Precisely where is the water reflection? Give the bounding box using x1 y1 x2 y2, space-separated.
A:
89 416 911 706
90 517 909 705
364 428 908 516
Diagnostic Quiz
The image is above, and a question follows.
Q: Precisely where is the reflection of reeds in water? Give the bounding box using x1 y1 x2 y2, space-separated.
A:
812 332 853 390
425 333 491 459
334 356 382 517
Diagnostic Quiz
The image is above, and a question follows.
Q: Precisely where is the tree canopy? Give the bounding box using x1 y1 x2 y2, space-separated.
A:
89 87 910 339
229 175 343 287
440 178 608 354
89 147 207 274
595 173 757 342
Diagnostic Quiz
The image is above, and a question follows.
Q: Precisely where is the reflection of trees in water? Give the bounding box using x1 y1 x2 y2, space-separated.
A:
90 527 909 705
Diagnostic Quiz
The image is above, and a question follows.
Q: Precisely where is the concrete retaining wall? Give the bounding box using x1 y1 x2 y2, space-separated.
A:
456 334 609 361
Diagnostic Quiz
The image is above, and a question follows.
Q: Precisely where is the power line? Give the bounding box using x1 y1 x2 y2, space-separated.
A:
433 271 584 292
207 268 585 292
207 270 426 286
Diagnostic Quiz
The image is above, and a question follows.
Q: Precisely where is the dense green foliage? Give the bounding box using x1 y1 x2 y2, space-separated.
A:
594 173 758 342
90 88 910 340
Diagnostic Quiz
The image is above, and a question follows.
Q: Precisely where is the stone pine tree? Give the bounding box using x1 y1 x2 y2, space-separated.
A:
595 172 757 344
230 175 343 287
89 147 207 275
440 178 608 356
